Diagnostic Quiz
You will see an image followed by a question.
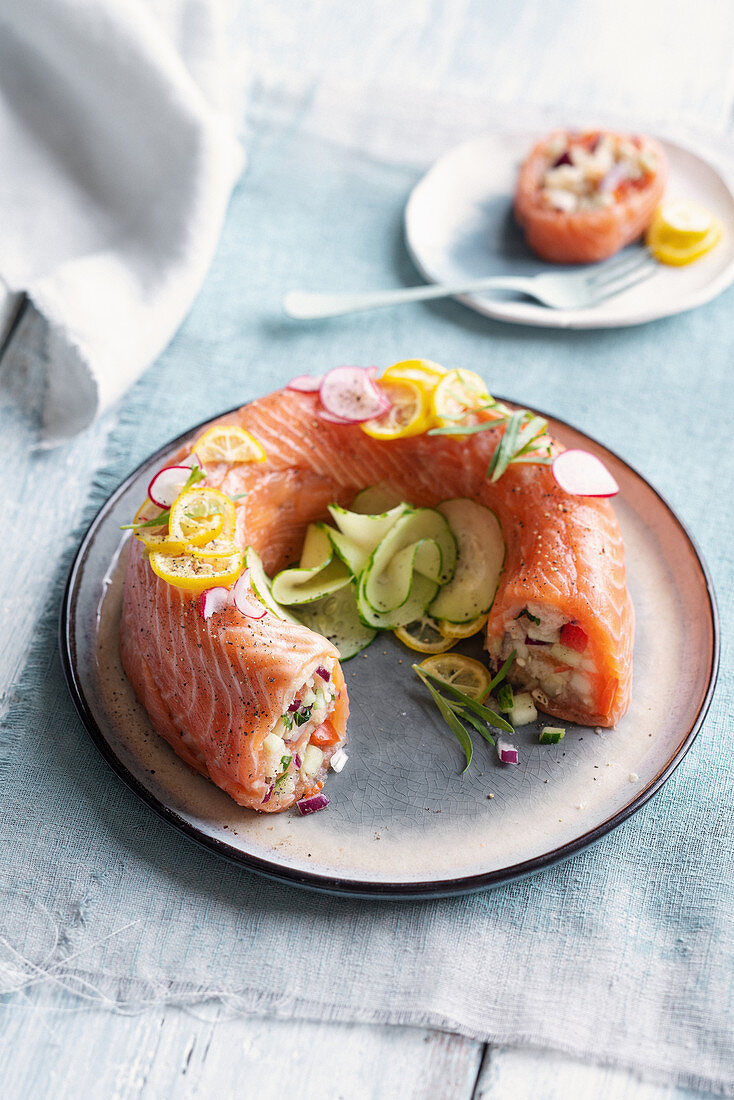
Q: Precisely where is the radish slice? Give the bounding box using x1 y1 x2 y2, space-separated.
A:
319 366 391 422
232 569 267 618
497 739 519 765
317 409 356 424
199 586 232 620
287 374 323 392
552 450 619 497
148 465 191 508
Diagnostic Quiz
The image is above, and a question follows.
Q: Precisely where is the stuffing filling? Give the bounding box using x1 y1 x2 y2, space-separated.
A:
488 604 596 714
261 661 339 805
540 132 657 214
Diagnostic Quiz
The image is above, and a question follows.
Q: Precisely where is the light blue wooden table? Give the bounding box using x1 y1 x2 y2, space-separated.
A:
1 2 731 1095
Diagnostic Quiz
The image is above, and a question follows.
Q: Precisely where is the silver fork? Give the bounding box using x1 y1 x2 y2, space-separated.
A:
283 249 658 319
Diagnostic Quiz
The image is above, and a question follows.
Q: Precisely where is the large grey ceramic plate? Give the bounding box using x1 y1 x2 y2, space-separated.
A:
405 131 734 328
60 404 718 898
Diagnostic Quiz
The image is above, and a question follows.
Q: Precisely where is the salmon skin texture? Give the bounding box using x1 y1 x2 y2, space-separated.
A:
120 387 634 811
514 130 667 264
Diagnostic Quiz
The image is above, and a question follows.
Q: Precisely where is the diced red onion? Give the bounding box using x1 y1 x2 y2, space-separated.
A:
199 586 232 620
294 753 302 769
288 698 302 713
296 793 330 816
330 748 348 773
319 366 391 423
552 150 572 168
232 569 267 619
599 163 629 193
525 636 549 646
552 450 619 498
315 666 331 682
262 784 274 804
147 464 191 508
287 374 323 392
497 739 519 765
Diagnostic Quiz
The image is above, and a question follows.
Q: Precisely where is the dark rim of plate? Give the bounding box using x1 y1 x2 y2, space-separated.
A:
59 400 720 900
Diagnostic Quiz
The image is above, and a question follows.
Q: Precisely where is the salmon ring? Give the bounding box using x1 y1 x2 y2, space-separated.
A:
120 387 634 812
514 129 667 264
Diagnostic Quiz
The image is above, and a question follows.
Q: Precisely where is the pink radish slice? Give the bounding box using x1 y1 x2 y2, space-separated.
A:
318 409 356 424
497 739 519 765
199 586 232 620
287 374 324 392
148 465 192 508
232 569 267 618
319 366 392 422
552 450 619 498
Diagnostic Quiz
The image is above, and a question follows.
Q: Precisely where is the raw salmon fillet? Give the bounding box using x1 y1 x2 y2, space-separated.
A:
515 130 667 264
120 387 634 812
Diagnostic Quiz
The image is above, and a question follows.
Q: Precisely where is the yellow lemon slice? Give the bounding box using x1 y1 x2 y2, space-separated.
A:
169 487 235 547
192 424 267 465
382 358 448 393
188 536 240 560
360 378 432 440
418 653 491 699
394 615 456 653
148 548 244 592
431 368 492 427
646 200 723 266
436 613 489 640
131 499 186 554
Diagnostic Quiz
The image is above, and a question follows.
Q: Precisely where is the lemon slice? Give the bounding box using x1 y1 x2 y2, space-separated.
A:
169 487 235 547
188 536 240 560
394 615 456 653
418 653 491 699
360 378 432 440
436 613 489 640
382 358 447 392
646 200 723 266
131 499 187 554
431 368 492 427
149 548 244 592
193 425 267 465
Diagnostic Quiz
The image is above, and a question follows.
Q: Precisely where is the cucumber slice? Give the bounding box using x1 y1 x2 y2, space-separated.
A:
357 569 439 630
326 527 370 577
428 498 505 623
363 508 456 612
244 546 301 624
350 484 405 514
294 583 377 659
328 503 407 550
271 523 351 605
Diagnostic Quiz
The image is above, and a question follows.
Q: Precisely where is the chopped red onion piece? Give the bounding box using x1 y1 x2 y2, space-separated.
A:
296 793 330 816
552 150 572 168
199 586 232 621
294 753 302 769
147 464 191 508
315 666 331 682
288 698 302 713
525 636 550 646
232 569 267 619
599 163 629 193
262 784 274 804
497 739 519 765
287 374 323 392
319 366 391 422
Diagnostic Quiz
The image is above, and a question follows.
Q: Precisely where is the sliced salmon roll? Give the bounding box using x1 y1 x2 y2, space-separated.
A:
514 129 667 264
120 538 348 812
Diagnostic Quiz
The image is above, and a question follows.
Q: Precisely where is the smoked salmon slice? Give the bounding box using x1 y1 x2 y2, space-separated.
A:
119 385 634 812
514 129 667 264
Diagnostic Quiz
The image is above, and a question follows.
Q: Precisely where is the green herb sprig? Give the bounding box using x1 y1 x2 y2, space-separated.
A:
429 402 552 482
413 650 516 773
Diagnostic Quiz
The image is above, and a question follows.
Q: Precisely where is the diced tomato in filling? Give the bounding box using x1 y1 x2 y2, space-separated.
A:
560 623 588 652
309 722 341 748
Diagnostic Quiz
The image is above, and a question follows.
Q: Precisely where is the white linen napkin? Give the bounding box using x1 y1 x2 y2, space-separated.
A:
0 0 243 442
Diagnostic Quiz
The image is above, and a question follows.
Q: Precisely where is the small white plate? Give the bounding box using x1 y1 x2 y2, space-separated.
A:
404 131 734 328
